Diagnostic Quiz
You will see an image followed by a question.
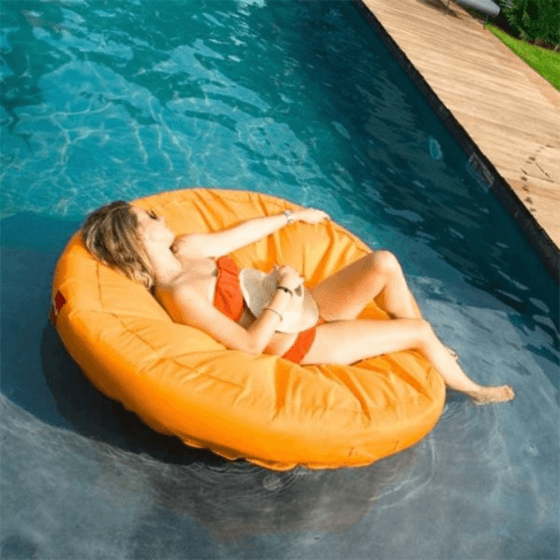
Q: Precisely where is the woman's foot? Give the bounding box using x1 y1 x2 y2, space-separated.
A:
465 385 515 405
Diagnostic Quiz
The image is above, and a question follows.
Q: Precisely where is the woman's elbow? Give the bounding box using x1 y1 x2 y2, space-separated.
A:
216 333 263 355
221 336 261 354
242 334 268 356
221 327 269 355
243 340 265 356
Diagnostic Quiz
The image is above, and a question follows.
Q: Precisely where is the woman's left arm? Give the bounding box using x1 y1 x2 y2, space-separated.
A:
173 208 329 258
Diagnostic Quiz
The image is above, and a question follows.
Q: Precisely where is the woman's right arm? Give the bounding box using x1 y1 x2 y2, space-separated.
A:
173 209 329 259
168 266 303 354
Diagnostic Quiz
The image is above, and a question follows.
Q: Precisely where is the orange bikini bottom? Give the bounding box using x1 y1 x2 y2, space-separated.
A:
281 318 325 364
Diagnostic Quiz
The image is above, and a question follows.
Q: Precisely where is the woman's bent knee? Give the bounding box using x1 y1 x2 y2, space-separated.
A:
371 250 401 275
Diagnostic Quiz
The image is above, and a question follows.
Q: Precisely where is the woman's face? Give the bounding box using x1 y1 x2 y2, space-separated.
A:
132 206 175 246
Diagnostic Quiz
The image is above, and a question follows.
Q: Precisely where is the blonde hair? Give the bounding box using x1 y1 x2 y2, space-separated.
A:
82 201 155 290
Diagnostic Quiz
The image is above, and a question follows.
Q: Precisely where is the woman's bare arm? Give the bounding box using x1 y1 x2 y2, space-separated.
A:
173 209 329 259
167 283 295 354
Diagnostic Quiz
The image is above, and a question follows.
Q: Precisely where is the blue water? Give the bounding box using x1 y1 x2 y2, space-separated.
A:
1 1 558 559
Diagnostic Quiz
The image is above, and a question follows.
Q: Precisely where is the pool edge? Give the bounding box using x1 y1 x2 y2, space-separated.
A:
353 0 560 284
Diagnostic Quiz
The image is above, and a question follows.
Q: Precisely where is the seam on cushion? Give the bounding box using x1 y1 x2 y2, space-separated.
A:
94 260 197 373
271 397 376 422
199 373 243 388
103 310 287 393
270 370 439 421
94 266 246 385
384 354 433 400
323 370 373 421
93 311 436 422
96 260 103 309
100 311 202 377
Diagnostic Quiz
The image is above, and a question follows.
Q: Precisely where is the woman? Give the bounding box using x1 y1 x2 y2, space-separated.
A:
82 200 514 405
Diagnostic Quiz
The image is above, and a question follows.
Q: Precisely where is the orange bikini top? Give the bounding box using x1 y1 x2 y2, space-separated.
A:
213 256 245 323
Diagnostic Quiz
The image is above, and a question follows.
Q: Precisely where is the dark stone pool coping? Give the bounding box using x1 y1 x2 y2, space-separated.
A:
353 0 560 283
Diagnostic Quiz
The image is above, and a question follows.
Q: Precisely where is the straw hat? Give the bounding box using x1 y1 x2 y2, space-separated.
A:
239 268 319 334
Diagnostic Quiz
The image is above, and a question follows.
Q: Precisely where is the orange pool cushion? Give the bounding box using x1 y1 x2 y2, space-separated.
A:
51 188 445 470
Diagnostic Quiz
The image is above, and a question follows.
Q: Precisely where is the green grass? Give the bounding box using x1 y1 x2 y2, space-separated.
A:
486 24 560 92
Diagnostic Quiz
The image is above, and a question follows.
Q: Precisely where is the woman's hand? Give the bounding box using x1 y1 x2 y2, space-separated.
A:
273 264 304 294
294 208 330 225
171 234 189 255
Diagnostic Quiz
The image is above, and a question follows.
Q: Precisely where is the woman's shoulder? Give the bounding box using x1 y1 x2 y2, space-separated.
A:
157 258 217 302
154 272 190 303
154 277 206 324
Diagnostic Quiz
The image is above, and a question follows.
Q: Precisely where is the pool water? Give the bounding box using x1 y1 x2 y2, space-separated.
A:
1 1 558 559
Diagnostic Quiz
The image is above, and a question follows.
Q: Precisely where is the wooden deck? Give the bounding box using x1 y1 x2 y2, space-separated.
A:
359 0 560 277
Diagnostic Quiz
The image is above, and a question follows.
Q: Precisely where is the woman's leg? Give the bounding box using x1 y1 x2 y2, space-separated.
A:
311 251 460 359
300 318 514 404
310 251 420 321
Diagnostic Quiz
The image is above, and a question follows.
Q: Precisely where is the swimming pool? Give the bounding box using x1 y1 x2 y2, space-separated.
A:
1 0 558 558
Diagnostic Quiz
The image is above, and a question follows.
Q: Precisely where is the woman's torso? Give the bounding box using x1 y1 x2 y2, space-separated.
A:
154 255 298 355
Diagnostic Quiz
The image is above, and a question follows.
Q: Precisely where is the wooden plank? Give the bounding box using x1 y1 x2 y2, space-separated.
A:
509 178 560 201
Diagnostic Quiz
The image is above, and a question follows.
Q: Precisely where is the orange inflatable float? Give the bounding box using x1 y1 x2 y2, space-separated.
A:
50 188 445 470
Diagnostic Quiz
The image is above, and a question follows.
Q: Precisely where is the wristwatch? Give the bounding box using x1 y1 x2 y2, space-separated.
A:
283 210 295 225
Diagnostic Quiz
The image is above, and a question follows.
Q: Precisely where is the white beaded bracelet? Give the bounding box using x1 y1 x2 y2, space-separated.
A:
263 307 283 321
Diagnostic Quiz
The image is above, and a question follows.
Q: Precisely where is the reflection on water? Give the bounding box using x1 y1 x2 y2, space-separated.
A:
1 394 423 557
1 0 559 558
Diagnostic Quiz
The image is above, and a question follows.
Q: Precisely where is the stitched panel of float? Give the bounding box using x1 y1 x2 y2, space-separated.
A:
52 188 445 470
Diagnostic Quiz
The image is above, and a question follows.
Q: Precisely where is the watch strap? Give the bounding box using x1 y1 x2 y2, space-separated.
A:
283 210 295 224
